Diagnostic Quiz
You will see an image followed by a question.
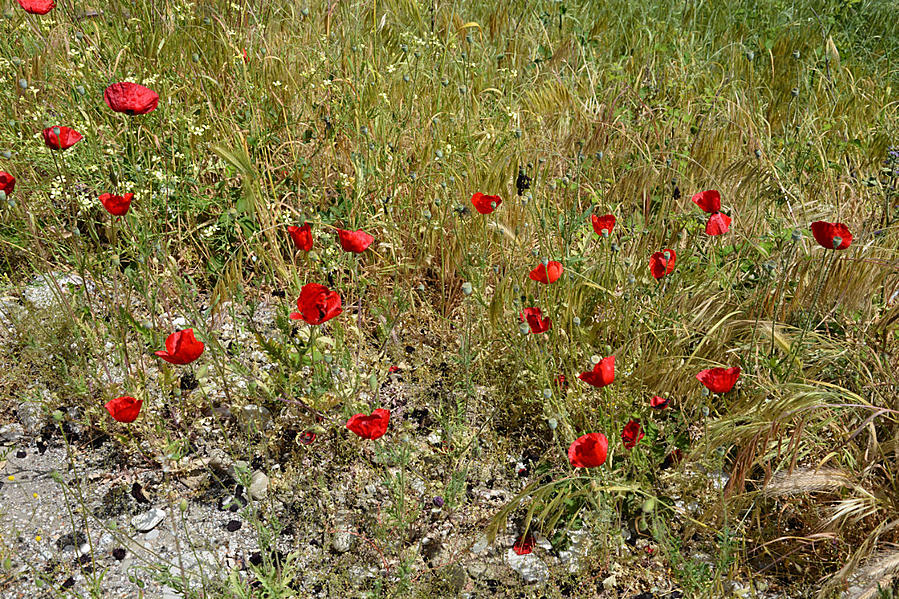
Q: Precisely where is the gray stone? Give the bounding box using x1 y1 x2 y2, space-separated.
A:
237 404 273 433
559 529 590 573
22 272 93 311
470 534 489 554
331 529 355 553
131 508 166 533
248 471 269 499
0 296 23 331
0 423 23 443
17 401 46 434
505 548 549 584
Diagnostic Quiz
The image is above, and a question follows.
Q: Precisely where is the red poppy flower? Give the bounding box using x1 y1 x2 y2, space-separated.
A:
649 249 676 279
470 192 502 214
591 214 616 237
99 193 133 216
691 190 731 235
103 82 159 115
42 126 83 151
810 221 852 250
529 261 563 284
691 190 721 213
388 365 400 374
621 419 644 449
336 228 374 253
578 356 615 388
696 366 741 394
346 408 390 440
105 396 142 423
290 283 343 325
555 374 568 390
154 328 205 365
705 212 731 236
0 172 15 195
568 432 608 468
520 307 551 334
288 223 313 252
650 395 670 409
513 533 536 555
17 0 54 14
297 431 316 445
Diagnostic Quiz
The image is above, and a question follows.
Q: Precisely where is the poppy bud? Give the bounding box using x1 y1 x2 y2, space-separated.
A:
542 388 551 398
746 50 755 60
519 322 530 334
573 317 581 326
301 7 309 16
192 53 200 62
791 229 802 242
179 498 188 512
441 77 449 86
435 149 443 159
403 74 410 82
18 79 27 89
323 354 333 363
755 149 762 158
461 282 472 295
548 418 558 430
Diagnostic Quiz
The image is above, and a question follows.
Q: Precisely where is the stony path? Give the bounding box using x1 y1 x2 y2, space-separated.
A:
0 433 262 598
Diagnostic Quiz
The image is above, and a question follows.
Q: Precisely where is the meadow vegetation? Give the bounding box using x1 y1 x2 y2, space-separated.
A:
0 0 898 596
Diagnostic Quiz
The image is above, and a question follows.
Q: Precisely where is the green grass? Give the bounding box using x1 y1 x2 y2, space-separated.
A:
1 0 898 596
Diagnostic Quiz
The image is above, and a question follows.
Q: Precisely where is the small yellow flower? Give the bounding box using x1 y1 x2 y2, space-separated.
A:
6 475 13 481
35 535 41 542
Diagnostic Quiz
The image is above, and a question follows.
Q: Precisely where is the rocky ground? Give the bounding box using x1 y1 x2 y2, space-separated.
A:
0 272 694 598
